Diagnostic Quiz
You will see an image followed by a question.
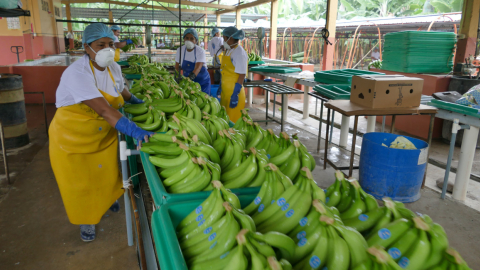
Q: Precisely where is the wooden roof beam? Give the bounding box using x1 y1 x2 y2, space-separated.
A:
216 0 272 15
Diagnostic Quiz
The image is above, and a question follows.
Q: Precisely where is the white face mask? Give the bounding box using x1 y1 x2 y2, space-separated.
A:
185 41 195 50
223 37 237 50
89 45 115 68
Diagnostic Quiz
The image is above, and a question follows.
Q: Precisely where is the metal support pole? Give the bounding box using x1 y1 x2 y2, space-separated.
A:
303 86 310 119
0 122 10 185
441 119 465 199
452 125 479 201
349 116 359 177
315 99 318 116
382 116 386 132
329 111 335 144
367 115 376 133
339 115 349 148
119 138 134 246
317 100 324 153
248 72 253 106
390 115 396 133
323 108 331 170
281 94 288 130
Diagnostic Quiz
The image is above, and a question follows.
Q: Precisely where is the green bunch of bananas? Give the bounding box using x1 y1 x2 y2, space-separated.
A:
233 109 254 130
198 93 222 115
145 141 219 193
128 106 168 132
430 248 472 270
202 115 231 141
219 147 269 189
180 77 202 92
288 200 369 270
243 163 293 216
252 167 325 235
248 53 262 62
121 37 141 52
127 54 149 65
170 113 212 145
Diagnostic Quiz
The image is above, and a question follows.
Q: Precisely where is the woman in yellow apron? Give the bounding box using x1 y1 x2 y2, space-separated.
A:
110 25 135 61
49 23 151 242
218 27 249 123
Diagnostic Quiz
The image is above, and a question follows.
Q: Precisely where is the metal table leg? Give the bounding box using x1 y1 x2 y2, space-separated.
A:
329 111 335 144
323 108 331 170
280 94 285 132
273 94 276 119
422 114 436 188
441 119 461 199
390 115 396 133
303 86 310 119
315 99 318 116
265 90 269 125
382 116 386 132
349 115 359 177
317 100 324 153
0 122 10 185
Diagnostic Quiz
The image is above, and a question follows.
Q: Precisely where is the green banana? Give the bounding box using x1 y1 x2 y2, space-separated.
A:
325 225 350 270
367 218 413 248
149 150 189 169
397 228 431 270
176 188 219 230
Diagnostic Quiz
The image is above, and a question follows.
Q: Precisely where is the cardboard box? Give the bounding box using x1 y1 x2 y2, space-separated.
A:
350 75 424 108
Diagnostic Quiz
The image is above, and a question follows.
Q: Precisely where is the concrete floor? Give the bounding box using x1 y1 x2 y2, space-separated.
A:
1 104 479 268
0 105 139 270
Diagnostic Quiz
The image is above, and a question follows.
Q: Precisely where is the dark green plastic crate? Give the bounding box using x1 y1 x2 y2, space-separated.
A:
314 69 385 84
313 84 351 100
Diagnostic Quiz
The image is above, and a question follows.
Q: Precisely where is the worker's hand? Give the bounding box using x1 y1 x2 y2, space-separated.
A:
126 94 144 104
229 83 242 108
189 72 197 80
125 39 134 45
114 116 154 149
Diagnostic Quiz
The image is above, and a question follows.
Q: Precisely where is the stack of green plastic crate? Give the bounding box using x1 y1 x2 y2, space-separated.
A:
382 31 456 74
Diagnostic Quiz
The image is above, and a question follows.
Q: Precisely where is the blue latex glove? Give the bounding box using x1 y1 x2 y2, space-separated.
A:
229 83 242 108
126 94 144 104
124 39 134 45
115 116 153 144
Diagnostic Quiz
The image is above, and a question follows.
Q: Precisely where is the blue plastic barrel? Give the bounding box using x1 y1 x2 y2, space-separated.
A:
359 132 429 202
210 84 220 101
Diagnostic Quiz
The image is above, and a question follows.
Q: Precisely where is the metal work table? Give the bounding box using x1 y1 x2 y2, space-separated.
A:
244 80 304 132
323 100 438 177
434 109 480 201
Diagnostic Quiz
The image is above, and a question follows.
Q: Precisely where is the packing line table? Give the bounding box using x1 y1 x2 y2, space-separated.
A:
243 80 304 132
323 100 438 177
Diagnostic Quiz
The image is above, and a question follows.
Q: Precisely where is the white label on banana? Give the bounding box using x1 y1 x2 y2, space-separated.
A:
418 147 428 165
297 231 306 239
299 217 308 226
258 204 265 212
309 256 321 268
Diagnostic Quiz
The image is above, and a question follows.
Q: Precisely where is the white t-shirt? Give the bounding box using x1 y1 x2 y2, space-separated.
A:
224 45 248 74
55 55 125 108
371 51 380 60
208 36 223 57
113 35 119 43
175 45 207 69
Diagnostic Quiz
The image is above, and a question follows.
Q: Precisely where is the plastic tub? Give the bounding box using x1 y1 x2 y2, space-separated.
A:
140 152 260 207
359 133 429 202
151 195 255 270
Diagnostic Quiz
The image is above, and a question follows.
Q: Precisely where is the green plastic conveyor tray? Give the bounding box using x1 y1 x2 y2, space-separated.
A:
313 84 351 100
248 60 265 65
140 152 260 207
428 99 480 118
250 66 302 73
124 74 142 80
314 69 385 84
151 195 255 270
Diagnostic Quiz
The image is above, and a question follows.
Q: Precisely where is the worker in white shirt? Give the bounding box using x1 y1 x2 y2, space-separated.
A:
217 26 248 122
110 25 136 61
208 27 224 84
175 28 211 95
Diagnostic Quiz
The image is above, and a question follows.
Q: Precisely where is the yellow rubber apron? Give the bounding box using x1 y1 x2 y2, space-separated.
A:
49 62 125 225
220 46 247 123
114 48 121 62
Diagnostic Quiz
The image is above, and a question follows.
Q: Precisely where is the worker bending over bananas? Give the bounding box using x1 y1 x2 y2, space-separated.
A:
175 28 212 95
218 26 248 123
49 23 152 242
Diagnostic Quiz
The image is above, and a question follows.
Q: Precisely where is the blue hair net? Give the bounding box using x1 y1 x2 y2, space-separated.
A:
110 25 121 31
183 28 199 42
211 27 220 37
223 26 238 38
231 30 245 40
82 23 116 45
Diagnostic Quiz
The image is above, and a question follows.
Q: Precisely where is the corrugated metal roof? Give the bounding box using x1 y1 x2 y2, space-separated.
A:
62 7 267 23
